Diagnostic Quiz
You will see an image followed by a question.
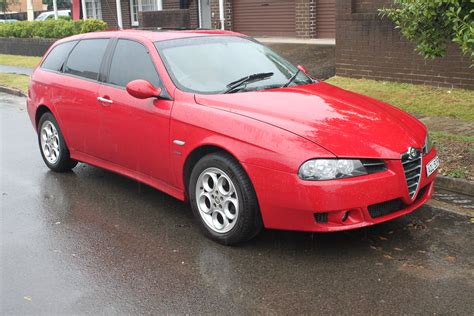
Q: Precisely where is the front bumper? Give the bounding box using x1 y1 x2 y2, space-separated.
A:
243 148 438 232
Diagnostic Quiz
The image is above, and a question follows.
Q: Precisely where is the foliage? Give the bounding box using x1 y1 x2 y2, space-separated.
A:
0 19 107 39
0 0 19 13
379 0 474 63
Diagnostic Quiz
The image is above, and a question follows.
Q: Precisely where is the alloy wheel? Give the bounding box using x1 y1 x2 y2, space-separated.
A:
195 167 239 233
40 120 60 164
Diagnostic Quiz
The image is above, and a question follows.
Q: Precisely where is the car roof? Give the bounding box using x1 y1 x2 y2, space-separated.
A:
55 29 245 44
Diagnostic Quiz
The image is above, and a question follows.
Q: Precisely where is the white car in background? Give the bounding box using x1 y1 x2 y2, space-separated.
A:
35 10 71 21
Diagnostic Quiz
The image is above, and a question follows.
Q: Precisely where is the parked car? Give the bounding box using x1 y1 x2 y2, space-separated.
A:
35 10 71 21
0 19 18 23
27 30 439 245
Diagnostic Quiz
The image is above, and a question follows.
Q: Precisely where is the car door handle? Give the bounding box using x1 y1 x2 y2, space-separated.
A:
97 96 113 105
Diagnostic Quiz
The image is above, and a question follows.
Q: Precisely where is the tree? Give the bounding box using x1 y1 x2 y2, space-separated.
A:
380 0 474 64
1 0 19 13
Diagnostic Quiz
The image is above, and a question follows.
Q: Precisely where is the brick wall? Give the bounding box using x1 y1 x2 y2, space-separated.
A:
8 0 44 12
336 0 474 89
164 0 199 28
100 0 132 29
210 0 232 30
296 0 316 38
138 9 191 28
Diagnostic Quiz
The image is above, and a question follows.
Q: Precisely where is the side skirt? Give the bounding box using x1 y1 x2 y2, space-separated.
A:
70 150 185 201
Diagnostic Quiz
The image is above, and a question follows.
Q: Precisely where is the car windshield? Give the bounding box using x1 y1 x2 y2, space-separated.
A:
155 36 314 94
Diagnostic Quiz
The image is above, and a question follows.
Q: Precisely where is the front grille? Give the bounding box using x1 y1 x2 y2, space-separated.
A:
368 184 429 218
401 150 422 199
360 159 387 174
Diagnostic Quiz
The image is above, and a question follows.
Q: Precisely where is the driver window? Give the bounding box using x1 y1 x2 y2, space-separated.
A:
108 39 161 88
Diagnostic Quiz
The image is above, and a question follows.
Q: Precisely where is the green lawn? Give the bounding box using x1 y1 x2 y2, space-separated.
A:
326 76 474 122
0 54 42 68
0 73 29 93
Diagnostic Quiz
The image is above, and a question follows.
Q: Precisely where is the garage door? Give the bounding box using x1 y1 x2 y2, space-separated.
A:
316 0 336 38
233 0 296 37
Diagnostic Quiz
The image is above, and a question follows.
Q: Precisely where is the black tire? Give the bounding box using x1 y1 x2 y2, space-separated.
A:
38 112 78 172
189 152 263 245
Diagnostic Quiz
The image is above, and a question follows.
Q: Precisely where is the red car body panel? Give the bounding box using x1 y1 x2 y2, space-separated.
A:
195 82 426 159
27 30 438 233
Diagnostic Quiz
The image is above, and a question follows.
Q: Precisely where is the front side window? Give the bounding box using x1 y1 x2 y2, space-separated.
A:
64 39 109 80
107 39 160 87
41 41 77 72
155 36 313 94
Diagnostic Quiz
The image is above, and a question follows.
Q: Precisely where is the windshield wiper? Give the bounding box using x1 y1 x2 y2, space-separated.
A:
224 72 274 94
282 69 301 88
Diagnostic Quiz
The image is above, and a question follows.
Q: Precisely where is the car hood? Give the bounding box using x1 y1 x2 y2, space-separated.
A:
194 82 427 159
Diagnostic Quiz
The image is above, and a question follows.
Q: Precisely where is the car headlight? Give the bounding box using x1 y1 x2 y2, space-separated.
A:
423 133 433 154
298 159 368 180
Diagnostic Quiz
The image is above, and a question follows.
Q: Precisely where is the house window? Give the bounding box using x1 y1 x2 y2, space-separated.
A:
85 0 102 19
130 0 160 26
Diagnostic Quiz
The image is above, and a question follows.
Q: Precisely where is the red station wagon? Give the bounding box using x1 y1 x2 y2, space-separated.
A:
27 30 440 245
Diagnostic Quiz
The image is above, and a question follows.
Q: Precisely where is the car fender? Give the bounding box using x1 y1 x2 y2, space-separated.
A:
168 92 335 192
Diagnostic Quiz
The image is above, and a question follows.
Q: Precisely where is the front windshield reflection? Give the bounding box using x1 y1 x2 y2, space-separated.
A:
155 36 313 94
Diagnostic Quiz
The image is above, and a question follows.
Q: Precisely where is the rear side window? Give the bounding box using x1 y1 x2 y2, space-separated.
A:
64 39 109 80
41 41 76 72
107 39 160 87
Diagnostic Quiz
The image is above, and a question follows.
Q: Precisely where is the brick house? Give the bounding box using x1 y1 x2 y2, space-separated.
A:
73 0 473 88
2 0 44 14
78 0 336 39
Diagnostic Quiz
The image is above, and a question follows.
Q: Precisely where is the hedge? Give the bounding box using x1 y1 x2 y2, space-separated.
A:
0 19 108 39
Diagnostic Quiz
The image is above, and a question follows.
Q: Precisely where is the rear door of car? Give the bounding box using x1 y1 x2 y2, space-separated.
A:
96 38 174 183
56 38 111 156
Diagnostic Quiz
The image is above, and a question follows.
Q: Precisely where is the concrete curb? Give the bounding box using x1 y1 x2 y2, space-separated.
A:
0 85 27 97
435 175 474 196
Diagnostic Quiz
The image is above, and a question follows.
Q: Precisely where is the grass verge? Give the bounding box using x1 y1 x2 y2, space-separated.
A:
0 73 29 94
326 76 474 122
0 54 42 68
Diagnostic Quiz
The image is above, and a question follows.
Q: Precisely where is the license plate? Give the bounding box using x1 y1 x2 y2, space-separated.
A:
426 156 440 177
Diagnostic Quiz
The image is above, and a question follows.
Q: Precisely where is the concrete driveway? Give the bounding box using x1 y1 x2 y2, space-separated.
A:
1 93 473 314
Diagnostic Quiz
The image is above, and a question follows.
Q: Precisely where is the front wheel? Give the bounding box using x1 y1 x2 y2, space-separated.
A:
38 112 78 172
189 153 262 245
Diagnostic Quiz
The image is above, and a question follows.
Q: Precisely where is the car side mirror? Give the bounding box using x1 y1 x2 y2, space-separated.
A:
126 80 162 99
297 65 309 75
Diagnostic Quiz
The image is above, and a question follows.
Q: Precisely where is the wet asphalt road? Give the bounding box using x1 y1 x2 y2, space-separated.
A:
1 93 473 314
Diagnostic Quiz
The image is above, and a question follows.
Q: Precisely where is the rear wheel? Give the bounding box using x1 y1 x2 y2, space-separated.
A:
38 112 77 172
189 152 262 245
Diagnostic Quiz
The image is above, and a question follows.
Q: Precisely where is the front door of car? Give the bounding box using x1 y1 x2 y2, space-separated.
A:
96 39 174 184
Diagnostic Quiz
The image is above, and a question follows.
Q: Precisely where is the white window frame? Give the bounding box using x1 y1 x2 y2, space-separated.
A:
130 0 162 27
85 0 102 20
